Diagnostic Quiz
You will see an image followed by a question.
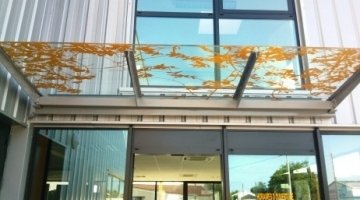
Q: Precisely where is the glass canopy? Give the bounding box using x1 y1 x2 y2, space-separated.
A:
0 42 359 101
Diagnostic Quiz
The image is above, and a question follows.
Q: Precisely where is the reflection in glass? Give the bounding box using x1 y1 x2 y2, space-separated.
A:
188 183 222 200
27 129 128 200
133 182 156 200
229 155 320 200
219 19 297 46
133 182 221 200
136 46 217 87
156 182 183 200
137 0 212 13
322 135 360 200
136 17 214 45
223 0 289 11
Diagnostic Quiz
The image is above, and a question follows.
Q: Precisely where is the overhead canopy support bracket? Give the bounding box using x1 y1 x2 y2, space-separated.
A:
233 52 258 105
125 51 142 106
328 69 360 108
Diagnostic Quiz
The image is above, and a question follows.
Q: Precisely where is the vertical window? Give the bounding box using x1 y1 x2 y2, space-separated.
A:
136 0 298 46
322 134 360 200
135 0 300 91
27 129 128 200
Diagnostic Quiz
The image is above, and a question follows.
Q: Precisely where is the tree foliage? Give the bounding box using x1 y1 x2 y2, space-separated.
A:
268 161 319 200
249 161 320 200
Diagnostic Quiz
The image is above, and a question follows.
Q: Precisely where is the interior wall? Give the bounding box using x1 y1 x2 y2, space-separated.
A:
299 0 360 124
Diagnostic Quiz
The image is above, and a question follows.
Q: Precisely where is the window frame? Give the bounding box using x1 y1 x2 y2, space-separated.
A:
135 0 300 46
134 0 303 94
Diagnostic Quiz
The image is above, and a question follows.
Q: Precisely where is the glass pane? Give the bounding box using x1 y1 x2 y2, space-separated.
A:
135 45 216 87
133 182 156 200
137 0 212 13
157 182 183 200
188 183 222 200
136 17 214 45
223 0 289 11
27 129 128 200
229 155 320 200
322 135 360 200
219 19 297 46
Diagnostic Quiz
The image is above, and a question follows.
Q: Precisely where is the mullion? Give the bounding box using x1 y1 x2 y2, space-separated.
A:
136 11 213 18
220 13 295 19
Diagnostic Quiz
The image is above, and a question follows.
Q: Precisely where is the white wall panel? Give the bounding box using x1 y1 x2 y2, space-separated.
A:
334 0 358 47
0 0 135 42
0 0 135 94
335 96 356 124
300 0 360 124
63 0 89 42
84 0 108 43
351 85 360 124
299 0 323 46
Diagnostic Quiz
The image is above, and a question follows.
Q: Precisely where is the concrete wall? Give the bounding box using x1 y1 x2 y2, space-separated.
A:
0 125 32 200
299 0 360 124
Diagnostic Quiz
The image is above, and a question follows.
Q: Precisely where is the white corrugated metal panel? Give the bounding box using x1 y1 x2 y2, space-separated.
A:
0 0 134 93
0 0 135 42
299 0 360 124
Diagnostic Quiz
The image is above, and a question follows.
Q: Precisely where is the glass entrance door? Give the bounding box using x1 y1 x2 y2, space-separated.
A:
132 129 223 200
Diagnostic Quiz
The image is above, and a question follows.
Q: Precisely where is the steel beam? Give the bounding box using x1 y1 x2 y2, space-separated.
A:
233 52 258 104
327 69 360 107
125 51 142 105
37 96 334 117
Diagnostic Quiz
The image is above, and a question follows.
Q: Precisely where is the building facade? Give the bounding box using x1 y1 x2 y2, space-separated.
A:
0 0 360 200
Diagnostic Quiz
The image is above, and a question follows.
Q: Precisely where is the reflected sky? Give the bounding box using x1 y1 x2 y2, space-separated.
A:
322 135 360 183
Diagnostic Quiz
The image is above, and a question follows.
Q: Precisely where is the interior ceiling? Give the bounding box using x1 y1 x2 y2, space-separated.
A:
133 154 221 182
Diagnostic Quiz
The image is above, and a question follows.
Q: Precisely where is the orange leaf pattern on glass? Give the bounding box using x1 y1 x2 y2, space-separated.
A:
0 42 359 98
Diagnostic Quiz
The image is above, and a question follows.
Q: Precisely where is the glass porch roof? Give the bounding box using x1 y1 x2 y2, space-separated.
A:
0 42 359 102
